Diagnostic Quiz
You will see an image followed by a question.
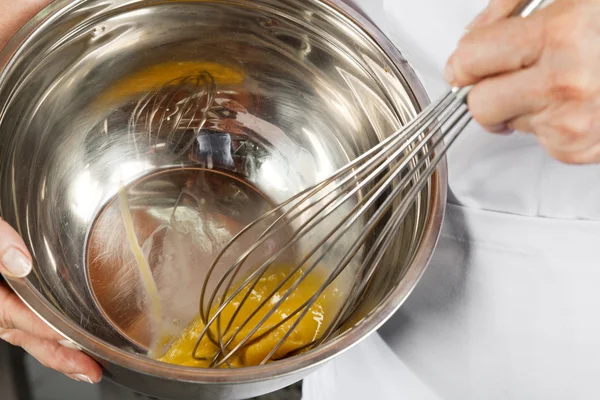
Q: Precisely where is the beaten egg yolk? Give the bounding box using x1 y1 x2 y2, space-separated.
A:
157 267 341 368
95 61 245 105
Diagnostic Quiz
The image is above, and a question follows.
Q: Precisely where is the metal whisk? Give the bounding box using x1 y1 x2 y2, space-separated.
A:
191 0 547 368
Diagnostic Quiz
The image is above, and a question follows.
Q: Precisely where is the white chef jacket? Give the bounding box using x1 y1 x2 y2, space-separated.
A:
303 1 600 399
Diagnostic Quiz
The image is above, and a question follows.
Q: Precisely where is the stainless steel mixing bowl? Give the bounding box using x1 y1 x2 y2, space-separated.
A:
0 0 447 399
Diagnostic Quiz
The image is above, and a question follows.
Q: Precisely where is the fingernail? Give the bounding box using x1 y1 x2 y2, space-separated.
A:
1 247 32 278
59 339 81 350
443 63 455 84
485 124 514 135
68 373 95 384
497 129 514 135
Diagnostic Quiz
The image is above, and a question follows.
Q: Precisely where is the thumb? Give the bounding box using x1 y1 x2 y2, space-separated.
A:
0 218 32 278
467 0 524 29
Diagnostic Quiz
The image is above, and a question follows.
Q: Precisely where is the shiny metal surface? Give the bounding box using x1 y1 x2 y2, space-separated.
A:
0 0 446 399
195 89 465 367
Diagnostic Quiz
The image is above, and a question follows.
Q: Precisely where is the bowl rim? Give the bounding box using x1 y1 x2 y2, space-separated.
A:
0 0 447 384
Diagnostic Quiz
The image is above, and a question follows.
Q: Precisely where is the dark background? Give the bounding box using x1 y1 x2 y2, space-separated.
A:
0 341 302 400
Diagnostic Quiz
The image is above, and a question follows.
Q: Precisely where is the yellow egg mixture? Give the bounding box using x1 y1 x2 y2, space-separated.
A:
96 61 245 106
157 267 341 368
119 185 341 368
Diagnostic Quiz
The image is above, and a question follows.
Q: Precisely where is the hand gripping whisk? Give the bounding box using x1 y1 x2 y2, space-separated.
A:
192 0 548 368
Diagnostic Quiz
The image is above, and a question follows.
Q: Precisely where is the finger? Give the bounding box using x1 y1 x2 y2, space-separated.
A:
538 139 600 164
467 66 549 127
0 218 32 278
0 329 102 383
467 0 524 30
533 100 600 151
510 100 600 164
482 124 515 135
507 114 535 134
0 282 62 341
445 16 544 86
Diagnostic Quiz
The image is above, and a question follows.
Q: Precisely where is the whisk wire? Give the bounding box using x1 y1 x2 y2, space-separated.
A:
316 107 472 346
194 89 472 366
200 90 462 318
198 90 458 326
265 101 473 358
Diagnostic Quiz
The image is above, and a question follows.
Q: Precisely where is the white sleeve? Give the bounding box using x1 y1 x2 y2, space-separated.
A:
302 333 441 400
